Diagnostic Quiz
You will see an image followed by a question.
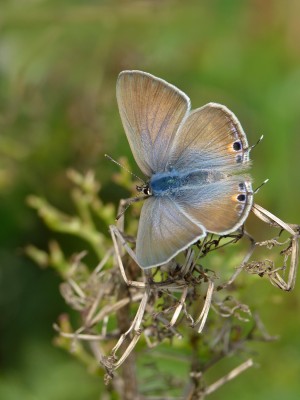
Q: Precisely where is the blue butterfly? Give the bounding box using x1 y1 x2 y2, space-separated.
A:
117 70 253 269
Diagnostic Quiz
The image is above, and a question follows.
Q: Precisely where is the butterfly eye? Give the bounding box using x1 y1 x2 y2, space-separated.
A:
233 140 242 151
136 184 152 195
237 194 246 202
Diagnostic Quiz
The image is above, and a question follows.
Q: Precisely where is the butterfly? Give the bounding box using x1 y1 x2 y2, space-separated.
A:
116 70 253 269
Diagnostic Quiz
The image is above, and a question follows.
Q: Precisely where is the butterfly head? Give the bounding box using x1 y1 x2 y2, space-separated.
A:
136 183 152 196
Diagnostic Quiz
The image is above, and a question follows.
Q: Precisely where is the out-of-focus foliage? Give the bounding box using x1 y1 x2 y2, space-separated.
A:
1 1 300 399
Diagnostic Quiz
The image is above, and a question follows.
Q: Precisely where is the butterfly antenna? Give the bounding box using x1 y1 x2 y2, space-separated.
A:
254 178 269 194
104 154 145 184
249 134 264 152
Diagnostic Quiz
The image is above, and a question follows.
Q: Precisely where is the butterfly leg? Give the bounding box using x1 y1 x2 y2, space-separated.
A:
116 195 148 223
251 203 300 291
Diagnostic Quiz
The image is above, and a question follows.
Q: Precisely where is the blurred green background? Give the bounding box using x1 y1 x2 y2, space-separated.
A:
1 0 300 399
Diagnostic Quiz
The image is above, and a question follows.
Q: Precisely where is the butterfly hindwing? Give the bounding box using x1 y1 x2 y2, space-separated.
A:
171 174 253 235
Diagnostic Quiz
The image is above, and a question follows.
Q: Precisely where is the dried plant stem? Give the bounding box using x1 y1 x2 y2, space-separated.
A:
27 170 300 399
115 281 139 400
204 358 254 396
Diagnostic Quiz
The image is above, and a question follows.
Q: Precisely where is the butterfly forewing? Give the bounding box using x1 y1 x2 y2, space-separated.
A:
169 103 250 172
117 71 190 176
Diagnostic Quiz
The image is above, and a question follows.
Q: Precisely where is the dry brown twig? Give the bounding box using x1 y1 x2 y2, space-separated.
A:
52 193 299 399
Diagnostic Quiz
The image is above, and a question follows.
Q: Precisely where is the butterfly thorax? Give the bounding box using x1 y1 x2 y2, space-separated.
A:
149 169 226 197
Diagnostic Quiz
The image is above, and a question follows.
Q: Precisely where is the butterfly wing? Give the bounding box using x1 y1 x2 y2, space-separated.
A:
171 175 253 235
168 103 250 172
136 196 205 268
117 74 254 267
117 70 190 176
